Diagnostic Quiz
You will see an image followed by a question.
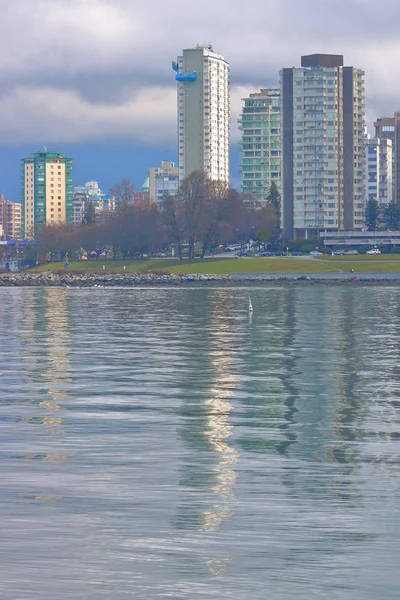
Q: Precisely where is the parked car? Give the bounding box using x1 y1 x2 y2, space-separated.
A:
366 248 381 255
344 249 359 255
310 251 323 256
332 250 344 255
291 251 304 256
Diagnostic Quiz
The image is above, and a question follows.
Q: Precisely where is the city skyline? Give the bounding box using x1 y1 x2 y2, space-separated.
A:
1 0 400 201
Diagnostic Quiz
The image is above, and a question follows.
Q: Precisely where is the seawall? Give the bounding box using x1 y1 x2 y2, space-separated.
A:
1 272 400 287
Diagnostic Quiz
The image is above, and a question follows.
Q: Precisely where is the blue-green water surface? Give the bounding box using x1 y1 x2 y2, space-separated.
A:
0 286 399 599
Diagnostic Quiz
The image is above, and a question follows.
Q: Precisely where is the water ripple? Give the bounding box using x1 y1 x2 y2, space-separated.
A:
0 287 399 599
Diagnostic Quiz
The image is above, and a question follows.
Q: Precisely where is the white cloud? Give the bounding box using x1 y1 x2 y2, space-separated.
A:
0 85 176 144
1 0 400 145
0 82 252 146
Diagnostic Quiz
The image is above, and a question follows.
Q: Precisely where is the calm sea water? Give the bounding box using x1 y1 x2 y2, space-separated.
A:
0 286 399 599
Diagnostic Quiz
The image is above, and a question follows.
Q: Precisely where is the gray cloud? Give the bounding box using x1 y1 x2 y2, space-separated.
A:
0 0 399 145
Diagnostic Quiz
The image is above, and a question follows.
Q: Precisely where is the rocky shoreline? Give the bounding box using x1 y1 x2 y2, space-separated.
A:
1 271 400 287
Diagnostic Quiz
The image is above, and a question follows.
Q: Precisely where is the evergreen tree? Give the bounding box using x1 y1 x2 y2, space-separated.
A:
266 182 281 238
365 198 379 231
384 201 400 231
84 202 96 225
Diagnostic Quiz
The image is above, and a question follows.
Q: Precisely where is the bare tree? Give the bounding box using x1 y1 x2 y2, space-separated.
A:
199 179 229 258
159 192 183 259
109 178 135 206
179 171 208 260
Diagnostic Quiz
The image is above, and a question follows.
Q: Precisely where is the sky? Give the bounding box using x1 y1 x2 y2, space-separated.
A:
0 0 399 201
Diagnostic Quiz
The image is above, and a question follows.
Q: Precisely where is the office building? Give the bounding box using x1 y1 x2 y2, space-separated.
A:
21 151 73 238
280 54 365 239
364 136 392 206
149 161 179 203
174 44 230 182
239 89 281 202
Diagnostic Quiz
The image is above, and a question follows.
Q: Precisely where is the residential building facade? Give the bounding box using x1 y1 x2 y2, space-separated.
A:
280 54 365 239
364 136 392 206
239 89 281 202
174 44 230 183
133 191 150 205
0 197 22 240
73 181 115 223
21 151 73 238
149 161 180 203
374 116 396 201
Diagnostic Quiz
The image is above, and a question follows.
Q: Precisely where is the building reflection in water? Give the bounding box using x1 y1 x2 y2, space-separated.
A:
199 352 239 532
20 288 72 463
173 289 240 576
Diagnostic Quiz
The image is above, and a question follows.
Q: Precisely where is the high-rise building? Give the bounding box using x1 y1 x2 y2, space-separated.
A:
0 195 22 240
280 54 365 239
148 161 180 203
174 44 230 183
21 151 73 238
239 89 281 202
374 117 395 142
364 136 393 206
374 115 400 204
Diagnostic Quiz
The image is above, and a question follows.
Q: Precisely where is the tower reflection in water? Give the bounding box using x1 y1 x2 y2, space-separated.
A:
20 289 72 472
174 289 241 576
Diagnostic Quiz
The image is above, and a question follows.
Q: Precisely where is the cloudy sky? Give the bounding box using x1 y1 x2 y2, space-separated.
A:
0 0 399 200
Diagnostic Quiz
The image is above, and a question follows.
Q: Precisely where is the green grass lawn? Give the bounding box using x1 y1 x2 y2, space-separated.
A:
31 258 237 274
32 257 336 275
30 256 400 275
167 258 336 274
321 254 400 261
322 260 400 273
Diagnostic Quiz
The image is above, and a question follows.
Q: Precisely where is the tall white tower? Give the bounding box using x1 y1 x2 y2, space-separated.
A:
174 45 230 183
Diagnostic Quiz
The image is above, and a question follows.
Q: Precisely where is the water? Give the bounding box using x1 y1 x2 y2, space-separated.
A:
0 286 399 599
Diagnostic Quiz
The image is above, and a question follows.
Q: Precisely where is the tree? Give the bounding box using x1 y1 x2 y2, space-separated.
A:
199 179 229 258
159 192 183 259
84 202 96 225
365 198 379 231
384 201 400 231
109 178 135 206
179 171 208 259
84 223 109 260
266 182 281 238
35 223 76 262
